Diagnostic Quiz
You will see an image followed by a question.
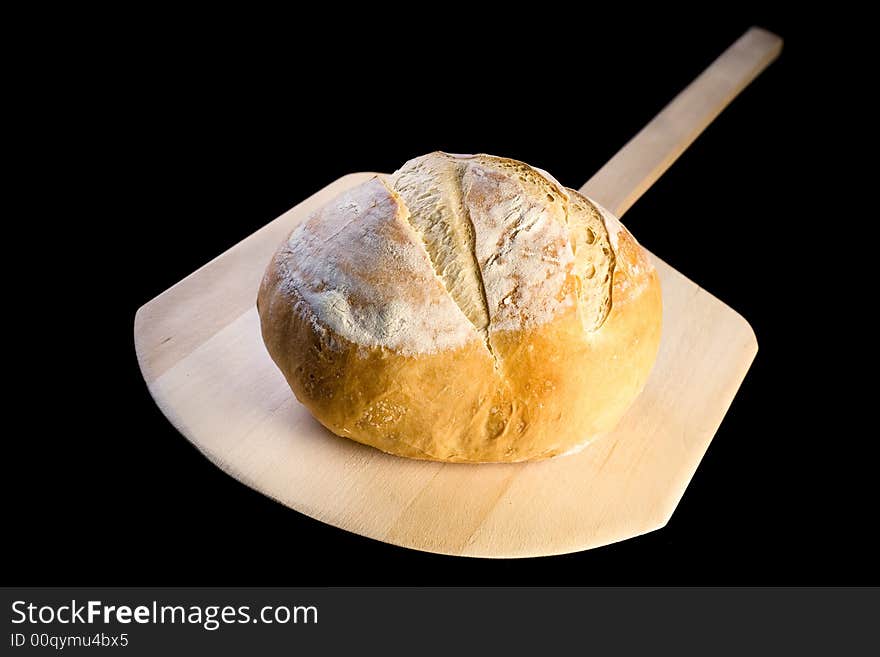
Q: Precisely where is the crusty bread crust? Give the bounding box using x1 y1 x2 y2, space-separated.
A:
257 153 662 462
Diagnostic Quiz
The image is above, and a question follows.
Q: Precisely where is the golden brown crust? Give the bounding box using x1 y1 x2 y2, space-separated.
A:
257 153 662 462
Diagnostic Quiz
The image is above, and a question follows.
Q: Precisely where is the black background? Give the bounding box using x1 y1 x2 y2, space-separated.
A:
8 10 873 585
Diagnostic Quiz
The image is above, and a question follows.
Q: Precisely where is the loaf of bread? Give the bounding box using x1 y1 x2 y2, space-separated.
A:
257 153 661 462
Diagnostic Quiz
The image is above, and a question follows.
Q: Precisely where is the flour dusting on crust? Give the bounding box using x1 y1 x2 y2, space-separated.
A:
268 155 648 356
461 161 576 332
590 198 623 252
272 177 478 356
588 197 653 298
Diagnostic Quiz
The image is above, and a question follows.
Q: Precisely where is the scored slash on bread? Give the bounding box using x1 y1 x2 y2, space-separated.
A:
257 152 661 462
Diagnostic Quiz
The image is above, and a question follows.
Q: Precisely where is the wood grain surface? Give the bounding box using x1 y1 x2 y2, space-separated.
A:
134 27 780 557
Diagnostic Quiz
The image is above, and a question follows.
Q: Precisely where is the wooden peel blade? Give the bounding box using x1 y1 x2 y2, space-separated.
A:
581 27 783 217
